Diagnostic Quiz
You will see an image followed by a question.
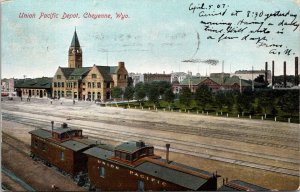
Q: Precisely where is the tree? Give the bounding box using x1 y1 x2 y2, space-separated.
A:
147 85 160 107
194 85 212 111
235 91 254 115
257 91 274 116
179 87 192 110
124 86 134 103
254 75 265 84
163 88 175 110
214 92 227 113
134 82 146 104
127 77 133 87
111 87 123 99
278 90 299 117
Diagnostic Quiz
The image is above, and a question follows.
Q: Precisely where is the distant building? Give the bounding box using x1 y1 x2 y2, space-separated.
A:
210 73 230 79
179 76 251 92
171 72 188 83
143 73 171 83
129 73 144 86
1 78 15 96
234 70 271 84
14 77 52 98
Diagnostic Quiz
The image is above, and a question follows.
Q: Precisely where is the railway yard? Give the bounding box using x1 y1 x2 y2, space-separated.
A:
1 98 300 191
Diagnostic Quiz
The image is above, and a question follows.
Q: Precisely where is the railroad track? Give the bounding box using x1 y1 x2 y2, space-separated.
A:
2 113 299 177
2 111 299 150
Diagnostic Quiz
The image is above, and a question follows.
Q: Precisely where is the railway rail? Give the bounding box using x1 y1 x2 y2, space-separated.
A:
2 110 299 151
2 113 299 177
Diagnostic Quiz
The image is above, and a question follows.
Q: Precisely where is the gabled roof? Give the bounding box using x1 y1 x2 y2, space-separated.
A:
14 77 52 89
96 66 114 81
135 161 209 190
70 30 80 47
224 76 251 86
180 76 251 87
60 67 75 79
69 67 91 77
180 77 206 86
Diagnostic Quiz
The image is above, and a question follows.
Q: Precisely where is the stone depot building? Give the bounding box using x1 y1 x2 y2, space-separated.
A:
16 30 128 102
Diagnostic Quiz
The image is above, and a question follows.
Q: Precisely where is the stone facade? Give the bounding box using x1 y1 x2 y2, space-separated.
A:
52 30 128 102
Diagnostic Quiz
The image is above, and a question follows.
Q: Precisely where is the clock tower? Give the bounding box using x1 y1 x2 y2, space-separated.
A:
68 29 82 68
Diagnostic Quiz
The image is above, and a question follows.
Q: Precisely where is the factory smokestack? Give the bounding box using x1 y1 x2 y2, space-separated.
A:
295 57 299 86
166 144 170 163
284 61 287 88
272 61 275 85
265 62 268 84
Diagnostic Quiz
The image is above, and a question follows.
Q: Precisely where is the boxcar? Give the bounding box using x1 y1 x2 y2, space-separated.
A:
84 141 218 191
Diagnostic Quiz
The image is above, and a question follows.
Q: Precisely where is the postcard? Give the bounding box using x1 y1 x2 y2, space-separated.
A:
1 0 299 191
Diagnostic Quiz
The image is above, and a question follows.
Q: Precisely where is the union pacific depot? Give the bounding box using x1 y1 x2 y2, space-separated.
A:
15 29 128 102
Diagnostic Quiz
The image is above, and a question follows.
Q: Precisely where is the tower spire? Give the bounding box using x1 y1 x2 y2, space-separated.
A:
68 29 82 68
70 29 80 47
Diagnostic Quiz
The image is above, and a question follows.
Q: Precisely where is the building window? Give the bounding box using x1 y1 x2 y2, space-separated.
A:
124 75 127 79
99 167 105 178
118 74 120 80
42 143 46 151
58 82 61 87
57 75 61 80
60 151 64 161
92 82 95 88
97 82 101 88
54 82 57 87
126 154 131 161
115 151 121 159
121 153 126 160
61 82 64 87
61 91 64 97
74 82 77 88
92 74 97 78
106 82 110 88
34 139 38 148
88 82 91 88
138 180 144 191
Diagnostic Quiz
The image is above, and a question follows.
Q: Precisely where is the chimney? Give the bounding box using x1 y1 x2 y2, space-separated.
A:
166 143 170 163
51 121 54 136
61 123 68 128
118 61 125 68
272 60 275 85
265 62 268 84
295 57 299 86
284 61 287 88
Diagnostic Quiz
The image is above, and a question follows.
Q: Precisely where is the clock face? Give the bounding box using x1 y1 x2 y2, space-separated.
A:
72 49 75 53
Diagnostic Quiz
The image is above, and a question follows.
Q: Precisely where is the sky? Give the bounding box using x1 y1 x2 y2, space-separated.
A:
1 0 300 79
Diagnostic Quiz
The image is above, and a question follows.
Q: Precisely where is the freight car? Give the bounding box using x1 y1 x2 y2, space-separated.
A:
218 179 269 191
29 122 219 191
29 122 270 191
29 122 96 175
